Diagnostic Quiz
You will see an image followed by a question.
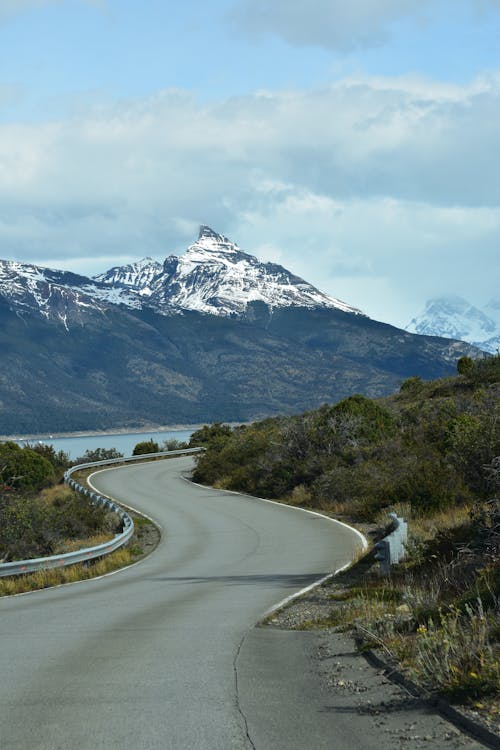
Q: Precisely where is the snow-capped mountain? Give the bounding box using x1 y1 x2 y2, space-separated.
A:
94 257 163 296
406 296 500 354
96 225 364 318
0 228 484 434
0 226 363 327
0 259 141 328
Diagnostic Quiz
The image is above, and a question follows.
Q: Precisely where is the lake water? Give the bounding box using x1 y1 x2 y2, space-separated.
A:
16 428 195 460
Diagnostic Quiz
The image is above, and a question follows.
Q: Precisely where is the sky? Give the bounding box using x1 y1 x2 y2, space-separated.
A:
1 0 500 327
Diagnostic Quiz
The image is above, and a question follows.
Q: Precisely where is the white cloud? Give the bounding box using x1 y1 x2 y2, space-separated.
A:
0 75 499 323
237 188 500 325
229 0 500 51
229 0 423 51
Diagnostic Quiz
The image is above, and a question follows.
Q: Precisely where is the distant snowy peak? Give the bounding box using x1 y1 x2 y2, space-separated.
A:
406 295 500 354
407 296 496 338
93 257 163 296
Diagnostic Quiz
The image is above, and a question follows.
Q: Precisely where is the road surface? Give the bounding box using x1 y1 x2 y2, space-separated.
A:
0 456 367 749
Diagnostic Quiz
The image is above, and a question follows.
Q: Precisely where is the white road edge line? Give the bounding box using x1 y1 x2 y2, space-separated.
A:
182 474 369 619
2 457 368 609
87 464 163 530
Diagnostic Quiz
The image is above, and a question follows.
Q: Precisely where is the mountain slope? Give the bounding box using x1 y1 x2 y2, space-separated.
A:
94 257 163 295
0 297 480 435
0 228 484 434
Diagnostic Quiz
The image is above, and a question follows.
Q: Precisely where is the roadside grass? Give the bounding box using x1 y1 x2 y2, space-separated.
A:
333 560 499 706
133 516 153 527
51 532 114 554
1 465 162 596
276 498 500 713
0 546 138 596
403 602 500 700
346 583 500 700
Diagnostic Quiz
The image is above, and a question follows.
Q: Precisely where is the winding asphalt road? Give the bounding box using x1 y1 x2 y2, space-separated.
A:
0 456 365 749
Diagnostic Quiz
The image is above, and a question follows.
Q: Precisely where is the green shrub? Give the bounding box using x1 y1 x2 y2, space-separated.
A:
132 439 159 455
400 376 425 396
447 410 500 491
387 457 458 515
74 447 124 463
330 394 395 443
471 353 500 384
189 423 233 448
457 356 474 377
0 442 54 492
26 443 70 470
0 485 107 560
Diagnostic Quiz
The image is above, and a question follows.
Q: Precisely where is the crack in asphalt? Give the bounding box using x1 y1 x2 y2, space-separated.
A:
234 631 257 750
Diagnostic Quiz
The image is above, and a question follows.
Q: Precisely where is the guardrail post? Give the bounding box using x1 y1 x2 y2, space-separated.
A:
373 540 390 575
374 513 407 574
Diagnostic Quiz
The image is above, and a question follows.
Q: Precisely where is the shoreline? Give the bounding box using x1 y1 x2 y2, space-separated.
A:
0 424 204 442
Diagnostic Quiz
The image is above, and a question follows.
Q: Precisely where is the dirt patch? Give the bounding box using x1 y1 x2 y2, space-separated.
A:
128 513 161 559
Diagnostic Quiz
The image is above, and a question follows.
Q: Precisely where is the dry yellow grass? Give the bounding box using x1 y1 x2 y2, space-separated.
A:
373 501 471 546
51 533 114 554
0 547 135 597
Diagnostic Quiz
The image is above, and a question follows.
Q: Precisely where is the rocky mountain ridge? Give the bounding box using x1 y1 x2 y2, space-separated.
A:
0 226 363 327
130 226 364 317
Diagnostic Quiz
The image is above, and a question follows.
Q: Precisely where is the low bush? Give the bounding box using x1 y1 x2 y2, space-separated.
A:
0 441 55 492
0 484 108 562
74 447 124 464
162 438 188 451
409 602 500 699
132 439 159 455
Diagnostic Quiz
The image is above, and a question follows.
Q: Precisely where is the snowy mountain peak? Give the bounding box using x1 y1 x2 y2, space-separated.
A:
188 225 240 257
198 225 224 241
0 228 365 327
406 295 500 354
147 227 363 317
0 258 109 329
90 226 364 318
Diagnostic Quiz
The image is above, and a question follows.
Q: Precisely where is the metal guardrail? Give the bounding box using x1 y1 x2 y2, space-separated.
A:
373 512 408 576
0 447 202 578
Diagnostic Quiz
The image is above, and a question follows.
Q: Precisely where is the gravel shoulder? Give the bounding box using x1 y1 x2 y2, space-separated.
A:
261 563 500 749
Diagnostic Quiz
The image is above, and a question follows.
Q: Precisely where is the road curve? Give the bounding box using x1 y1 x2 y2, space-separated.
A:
0 456 364 750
